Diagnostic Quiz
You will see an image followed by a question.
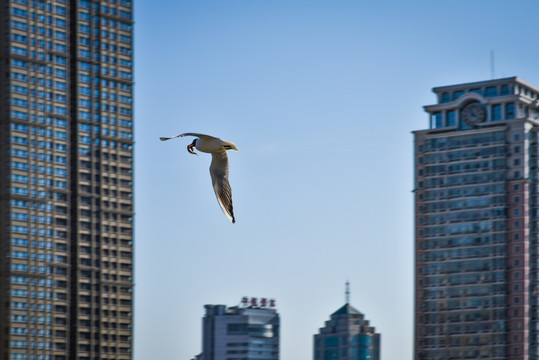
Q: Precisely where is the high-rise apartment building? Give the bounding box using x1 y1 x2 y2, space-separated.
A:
414 77 539 359
0 0 134 359
313 303 380 360
198 298 280 360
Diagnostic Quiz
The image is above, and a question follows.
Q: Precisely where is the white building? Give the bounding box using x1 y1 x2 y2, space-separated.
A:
199 298 279 360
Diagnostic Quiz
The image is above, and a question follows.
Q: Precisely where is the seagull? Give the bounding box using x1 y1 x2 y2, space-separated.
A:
160 133 239 223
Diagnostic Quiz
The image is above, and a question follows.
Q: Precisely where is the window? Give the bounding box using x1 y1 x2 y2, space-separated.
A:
227 324 248 335
453 90 464 100
492 104 501 121
485 86 497 97
506 103 515 119
55 6 66 15
446 111 455 127
54 44 66 53
431 112 442 128
55 19 66 28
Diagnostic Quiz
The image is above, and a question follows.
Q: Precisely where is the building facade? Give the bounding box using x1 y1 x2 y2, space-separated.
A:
313 303 380 360
200 299 280 360
0 0 134 359
414 77 539 359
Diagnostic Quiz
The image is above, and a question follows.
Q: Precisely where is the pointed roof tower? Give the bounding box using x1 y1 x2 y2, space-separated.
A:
313 283 381 360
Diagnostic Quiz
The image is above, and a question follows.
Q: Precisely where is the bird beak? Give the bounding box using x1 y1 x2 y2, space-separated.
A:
187 141 198 156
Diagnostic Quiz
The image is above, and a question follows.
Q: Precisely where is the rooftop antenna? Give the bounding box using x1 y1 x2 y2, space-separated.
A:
490 50 495 79
345 281 350 304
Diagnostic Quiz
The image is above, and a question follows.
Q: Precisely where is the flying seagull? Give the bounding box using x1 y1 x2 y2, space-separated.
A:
160 133 238 223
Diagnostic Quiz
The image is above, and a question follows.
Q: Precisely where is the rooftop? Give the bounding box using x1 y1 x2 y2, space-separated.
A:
332 303 362 316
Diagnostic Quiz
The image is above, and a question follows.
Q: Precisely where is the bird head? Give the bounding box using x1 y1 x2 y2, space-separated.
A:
223 141 238 151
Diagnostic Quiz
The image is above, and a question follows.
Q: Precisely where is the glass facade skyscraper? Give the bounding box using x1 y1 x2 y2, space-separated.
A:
0 0 134 359
414 77 539 359
313 303 380 360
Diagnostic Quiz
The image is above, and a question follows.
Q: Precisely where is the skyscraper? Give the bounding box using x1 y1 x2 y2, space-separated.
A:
313 300 380 360
414 77 539 359
0 0 134 359
198 298 280 360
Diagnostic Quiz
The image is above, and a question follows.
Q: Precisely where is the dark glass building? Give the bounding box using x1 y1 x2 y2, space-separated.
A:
414 77 539 359
313 303 380 360
0 0 134 359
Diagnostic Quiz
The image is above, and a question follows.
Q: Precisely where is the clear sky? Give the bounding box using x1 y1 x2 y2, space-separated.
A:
133 1 539 359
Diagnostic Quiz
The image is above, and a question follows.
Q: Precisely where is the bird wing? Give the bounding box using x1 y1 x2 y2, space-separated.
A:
210 151 235 223
160 133 219 142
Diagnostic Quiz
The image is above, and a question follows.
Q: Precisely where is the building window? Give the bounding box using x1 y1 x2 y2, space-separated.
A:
485 86 497 97
501 84 510 95
446 110 455 127
492 104 502 121
431 112 442 128
506 103 515 119
453 90 464 100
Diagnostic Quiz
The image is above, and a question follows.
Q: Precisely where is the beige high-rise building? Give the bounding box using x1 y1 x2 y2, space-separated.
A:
0 0 134 359
414 77 539 360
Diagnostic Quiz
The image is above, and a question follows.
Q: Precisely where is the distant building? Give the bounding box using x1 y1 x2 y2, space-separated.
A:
200 298 279 360
414 77 539 360
313 301 380 360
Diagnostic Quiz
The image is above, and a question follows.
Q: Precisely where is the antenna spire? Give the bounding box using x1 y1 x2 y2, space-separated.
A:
345 281 350 304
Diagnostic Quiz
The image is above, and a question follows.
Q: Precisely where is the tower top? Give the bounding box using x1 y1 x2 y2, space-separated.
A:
345 281 350 304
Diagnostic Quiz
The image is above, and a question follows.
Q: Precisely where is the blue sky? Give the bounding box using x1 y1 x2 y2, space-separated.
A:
133 1 539 359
